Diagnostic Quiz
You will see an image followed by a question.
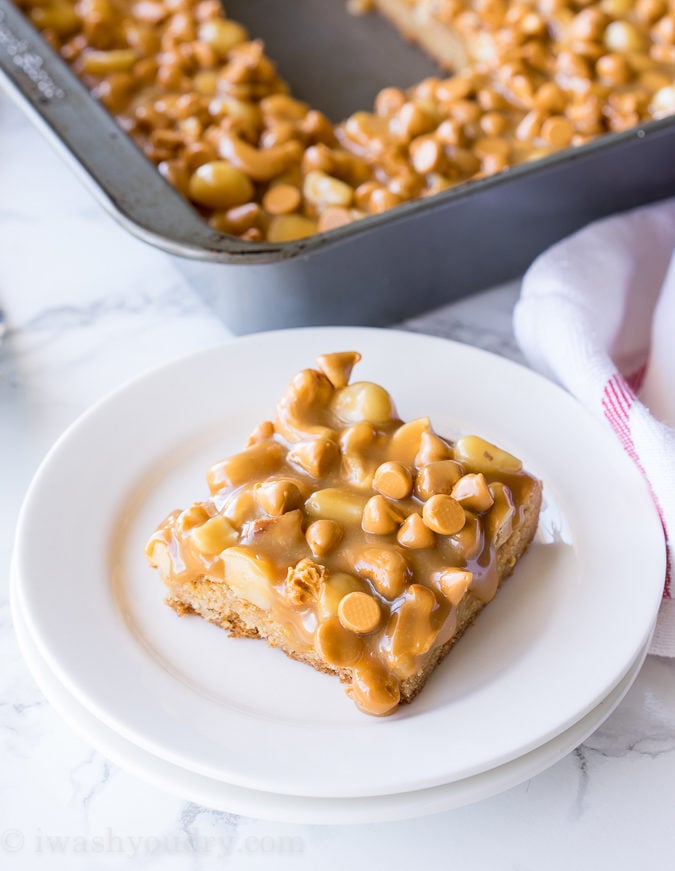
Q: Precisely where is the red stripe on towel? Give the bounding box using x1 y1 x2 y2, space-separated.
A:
602 373 671 597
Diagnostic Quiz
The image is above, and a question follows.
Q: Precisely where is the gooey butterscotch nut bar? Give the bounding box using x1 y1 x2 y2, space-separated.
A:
146 353 542 715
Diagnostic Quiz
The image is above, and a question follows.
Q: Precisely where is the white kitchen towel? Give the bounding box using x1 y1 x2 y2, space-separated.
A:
514 199 675 657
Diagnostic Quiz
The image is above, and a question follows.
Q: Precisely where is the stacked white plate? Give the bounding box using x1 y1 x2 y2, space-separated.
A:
11 328 665 824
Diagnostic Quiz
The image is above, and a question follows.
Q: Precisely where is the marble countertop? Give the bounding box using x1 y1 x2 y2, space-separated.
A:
1 90 674 870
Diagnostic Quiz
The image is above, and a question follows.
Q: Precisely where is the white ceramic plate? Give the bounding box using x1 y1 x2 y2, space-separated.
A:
13 327 665 798
11 578 651 824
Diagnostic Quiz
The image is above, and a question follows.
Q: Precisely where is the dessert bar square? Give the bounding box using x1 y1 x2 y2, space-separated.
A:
146 352 542 715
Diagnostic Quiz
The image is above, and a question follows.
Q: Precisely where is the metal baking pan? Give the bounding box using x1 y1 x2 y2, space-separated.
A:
3 0 675 334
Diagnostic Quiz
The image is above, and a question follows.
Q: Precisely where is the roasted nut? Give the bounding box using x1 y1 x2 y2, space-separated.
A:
604 20 645 53
422 494 466 535
218 131 303 182
351 661 401 716
285 558 326 605
409 135 445 174
361 495 405 535
414 431 453 466
305 487 368 525
267 214 318 242
397 512 435 549
287 438 339 477
261 93 309 121
315 616 363 667
221 546 273 609
352 546 412 599
338 591 382 634
207 441 285 491
176 504 211 532
316 351 362 389
220 485 258 528
651 85 675 117
254 479 303 516
188 160 254 209
384 583 440 677
306 519 344 557
387 417 431 465
437 567 473 606
318 207 361 232
331 381 395 425
485 483 516 547
414 460 463 500
341 454 376 490
338 421 377 470
451 473 495 513
240 509 306 556
80 49 138 75
453 435 523 475
198 18 248 57
373 462 413 500
190 514 238 554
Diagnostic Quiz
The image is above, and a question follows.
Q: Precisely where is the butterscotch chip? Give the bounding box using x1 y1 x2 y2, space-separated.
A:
362 494 405 535
351 661 400 717
316 351 362 389
422 494 466 535
262 183 302 215
397 512 435 549
287 438 339 477
306 519 344 556
373 461 413 500
338 591 381 634
414 431 453 466
414 460 463 500
315 617 363 666
254 479 303 515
